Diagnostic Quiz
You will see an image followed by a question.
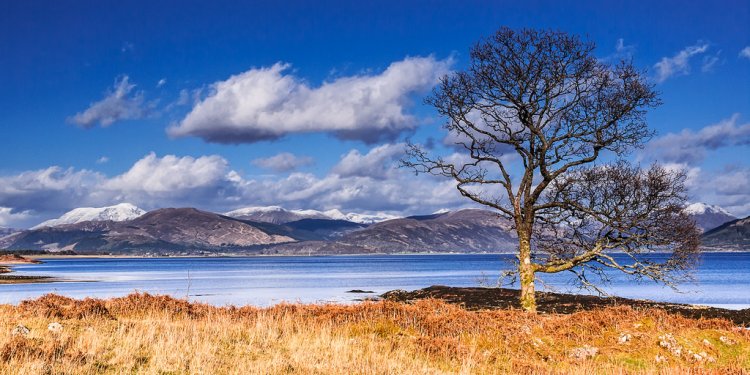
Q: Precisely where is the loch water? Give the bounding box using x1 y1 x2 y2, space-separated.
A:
2 253 749 309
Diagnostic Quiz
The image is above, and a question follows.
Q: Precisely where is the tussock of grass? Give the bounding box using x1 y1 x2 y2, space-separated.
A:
1 293 748 374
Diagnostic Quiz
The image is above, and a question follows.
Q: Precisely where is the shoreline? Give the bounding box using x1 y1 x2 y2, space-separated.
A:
383 285 750 326
0 255 63 284
26 249 750 260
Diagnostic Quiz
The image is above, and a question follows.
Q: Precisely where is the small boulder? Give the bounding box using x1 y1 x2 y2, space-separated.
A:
655 354 668 363
11 325 30 337
719 336 736 345
47 322 63 334
618 333 632 344
569 345 598 360
658 333 682 357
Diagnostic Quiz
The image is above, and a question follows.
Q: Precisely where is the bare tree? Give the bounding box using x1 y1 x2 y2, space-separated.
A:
403 28 700 312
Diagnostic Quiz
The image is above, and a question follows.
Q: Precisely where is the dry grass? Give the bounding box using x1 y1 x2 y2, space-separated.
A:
0 293 748 374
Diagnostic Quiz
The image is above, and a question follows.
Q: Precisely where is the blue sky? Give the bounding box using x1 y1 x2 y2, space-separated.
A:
1 0 749 228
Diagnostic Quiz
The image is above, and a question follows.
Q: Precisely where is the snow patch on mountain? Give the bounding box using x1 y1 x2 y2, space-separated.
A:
684 202 733 216
683 202 737 232
32 203 146 229
224 206 398 224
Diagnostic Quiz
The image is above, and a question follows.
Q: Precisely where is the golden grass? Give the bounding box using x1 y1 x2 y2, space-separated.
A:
0 293 748 374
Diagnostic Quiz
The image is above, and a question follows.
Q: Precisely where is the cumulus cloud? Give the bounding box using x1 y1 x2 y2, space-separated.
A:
168 56 452 144
0 145 482 228
643 114 750 164
332 143 404 179
104 153 229 194
740 46 750 60
68 76 152 128
653 42 709 83
252 152 314 172
96 156 110 164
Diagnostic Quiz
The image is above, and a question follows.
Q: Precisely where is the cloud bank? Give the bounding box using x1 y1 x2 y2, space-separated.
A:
0 146 472 228
644 114 750 164
168 56 452 144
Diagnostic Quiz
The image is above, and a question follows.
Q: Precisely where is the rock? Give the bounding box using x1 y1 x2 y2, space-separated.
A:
47 322 63 334
569 345 599 360
655 354 668 363
688 350 715 363
618 333 632 344
531 338 544 348
11 325 30 337
719 335 736 345
702 338 712 347
347 289 375 294
658 334 682 357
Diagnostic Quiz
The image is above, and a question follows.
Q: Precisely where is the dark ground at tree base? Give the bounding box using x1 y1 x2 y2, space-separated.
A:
381 285 750 326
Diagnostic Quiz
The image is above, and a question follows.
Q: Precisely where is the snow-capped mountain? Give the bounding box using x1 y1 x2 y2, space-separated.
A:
0 227 19 237
32 203 146 229
683 202 737 232
224 206 399 224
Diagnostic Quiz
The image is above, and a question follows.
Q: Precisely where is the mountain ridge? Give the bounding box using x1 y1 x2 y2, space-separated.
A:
32 203 146 229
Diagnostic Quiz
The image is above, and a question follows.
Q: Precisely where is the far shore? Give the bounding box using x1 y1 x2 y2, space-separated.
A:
21 248 750 261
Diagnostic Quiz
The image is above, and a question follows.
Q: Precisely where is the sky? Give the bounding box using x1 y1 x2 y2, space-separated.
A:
1 0 749 228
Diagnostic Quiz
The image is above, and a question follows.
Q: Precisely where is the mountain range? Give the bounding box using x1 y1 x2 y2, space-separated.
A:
0 202 746 254
224 206 398 224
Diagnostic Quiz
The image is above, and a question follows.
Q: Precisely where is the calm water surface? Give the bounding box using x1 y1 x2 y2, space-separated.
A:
2 253 749 309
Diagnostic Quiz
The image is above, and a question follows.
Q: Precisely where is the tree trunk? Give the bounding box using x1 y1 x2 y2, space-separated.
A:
518 232 536 313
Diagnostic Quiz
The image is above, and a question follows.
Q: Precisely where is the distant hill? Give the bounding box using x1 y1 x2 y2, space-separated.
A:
684 202 737 232
0 208 516 255
260 209 517 255
7 204 745 255
224 206 398 224
1 208 295 254
702 216 750 250
32 203 146 229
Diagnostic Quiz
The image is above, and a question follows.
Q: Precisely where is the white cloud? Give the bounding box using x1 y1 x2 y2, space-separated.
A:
332 143 404 179
0 166 105 215
653 42 709 83
104 153 228 193
643 114 750 164
252 152 314 172
168 56 453 144
157 78 167 88
0 207 33 228
613 38 635 59
740 46 750 60
0 145 483 228
96 156 110 164
68 76 152 128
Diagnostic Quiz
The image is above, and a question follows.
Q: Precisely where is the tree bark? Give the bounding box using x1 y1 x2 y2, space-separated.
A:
518 231 536 313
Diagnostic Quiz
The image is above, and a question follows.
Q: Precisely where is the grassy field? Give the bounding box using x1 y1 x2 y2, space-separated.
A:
0 293 748 374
